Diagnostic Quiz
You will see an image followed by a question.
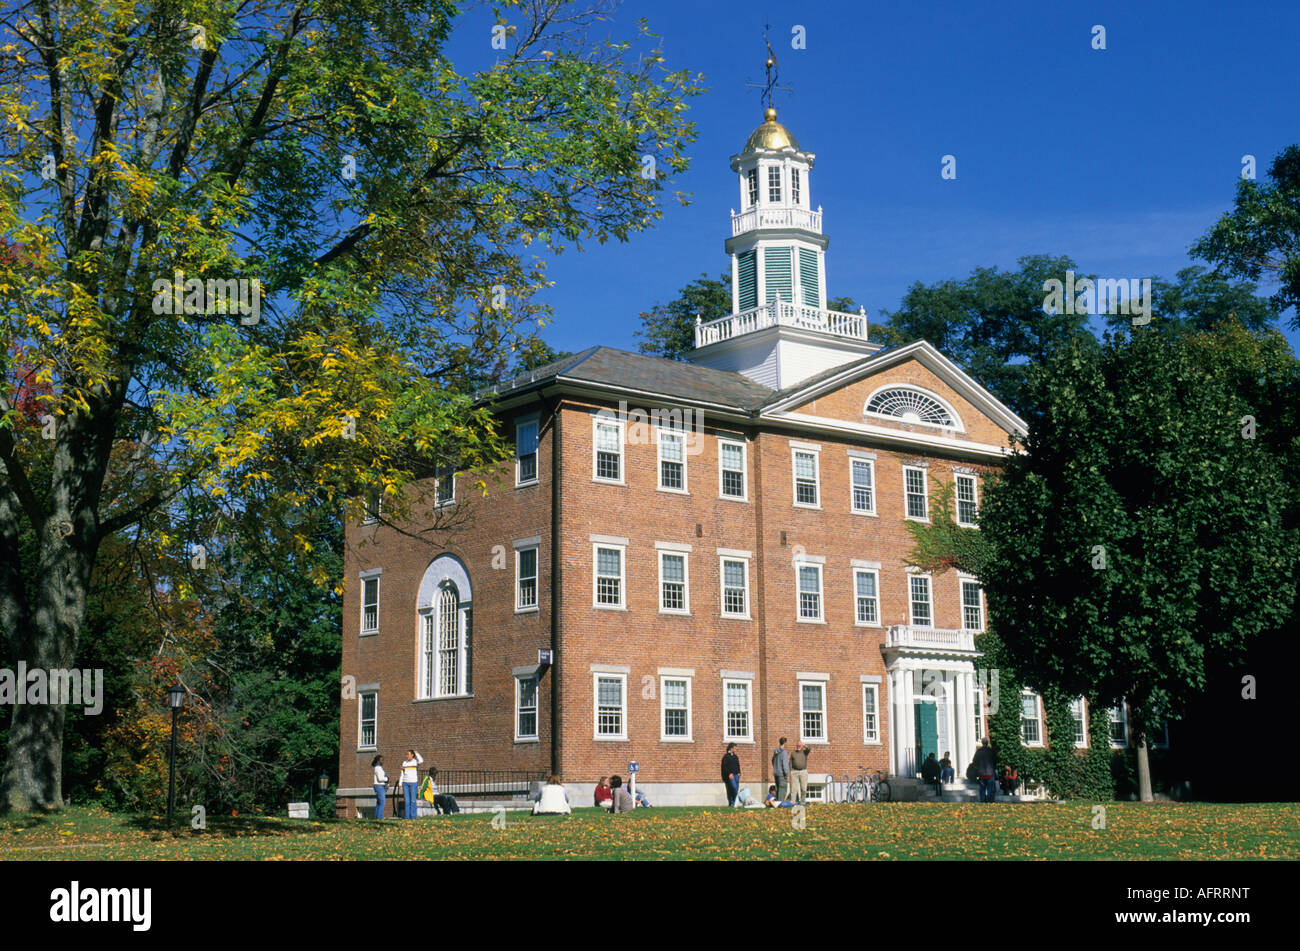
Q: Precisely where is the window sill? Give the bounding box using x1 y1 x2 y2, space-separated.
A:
723 738 755 745
360 630 379 637
515 606 540 615
594 735 630 742
792 502 822 511
718 494 749 504
956 521 979 529
515 479 540 489
656 487 689 496
854 621 883 629
721 614 752 621
593 604 628 612
357 747 377 753
413 694 474 703
797 617 827 625
592 477 626 487
904 516 930 524
514 737 540 745
850 509 878 517
862 739 884 746
801 738 830 746
658 609 691 617
660 736 694 744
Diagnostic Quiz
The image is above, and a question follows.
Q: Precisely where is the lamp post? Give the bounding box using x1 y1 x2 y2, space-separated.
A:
317 772 329 818
166 683 185 822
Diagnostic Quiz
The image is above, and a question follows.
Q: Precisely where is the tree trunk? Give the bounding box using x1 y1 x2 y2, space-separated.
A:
1136 736 1153 802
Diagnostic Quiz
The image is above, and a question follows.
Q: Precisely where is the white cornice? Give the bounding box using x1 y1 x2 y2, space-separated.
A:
763 410 1016 459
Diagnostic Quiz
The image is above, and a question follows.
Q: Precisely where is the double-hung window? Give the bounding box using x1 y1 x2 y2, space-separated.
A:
362 489 382 524
721 556 749 618
862 683 880 743
361 574 380 633
909 574 933 627
745 168 758 207
1021 691 1043 746
854 568 880 625
661 676 692 740
516 417 539 485
723 679 752 740
359 691 377 749
658 428 686 491
1070 698 1088 748
955 472 979 525
719 440 747 500
850 458 875 514
904 465 928 520
1109 703 1129 748
798 563 823 621
594 544 625 608
961 579 984 631
791 168 801 205
516 676 538 741
594 417 624 482
973 685 987 744
800 681 826 742
768 166 782 203
435 467 455 506
659 550 689 613
595 674 627 739
516 546 539 611
793 449 820 507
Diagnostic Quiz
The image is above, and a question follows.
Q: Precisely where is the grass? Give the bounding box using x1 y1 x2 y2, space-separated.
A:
0 802 1295 860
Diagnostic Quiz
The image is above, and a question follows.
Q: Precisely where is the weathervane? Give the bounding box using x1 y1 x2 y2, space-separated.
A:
745 23 793 111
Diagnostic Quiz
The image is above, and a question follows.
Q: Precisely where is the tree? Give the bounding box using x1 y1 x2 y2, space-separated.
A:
1192 145 1300 329
635 272 730 360
1100 266 1278 334
978 325 1299 800
0 0 699 811
880 255 1098 415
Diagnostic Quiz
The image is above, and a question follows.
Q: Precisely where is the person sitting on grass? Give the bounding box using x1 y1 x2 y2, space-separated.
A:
594 776 613 810
764 784 794 808
634 788 652 808
532 774 572 815
609 775 635 813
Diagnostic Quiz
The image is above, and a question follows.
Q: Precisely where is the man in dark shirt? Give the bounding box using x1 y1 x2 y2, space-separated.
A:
974 737 998 802
721 743 741 807
921 752 941 797
789 742 812 804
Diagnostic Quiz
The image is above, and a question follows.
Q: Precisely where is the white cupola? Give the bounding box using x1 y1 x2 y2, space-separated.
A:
689 106 881 390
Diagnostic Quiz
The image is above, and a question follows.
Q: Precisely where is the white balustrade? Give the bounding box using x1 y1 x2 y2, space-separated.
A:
885 625 977 653
730 205 823 236
694 300 868 348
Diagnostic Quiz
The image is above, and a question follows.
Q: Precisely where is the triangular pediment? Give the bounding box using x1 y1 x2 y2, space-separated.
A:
759 341 1026 454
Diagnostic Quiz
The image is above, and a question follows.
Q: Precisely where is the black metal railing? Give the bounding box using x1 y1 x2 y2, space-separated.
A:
427 768 547 797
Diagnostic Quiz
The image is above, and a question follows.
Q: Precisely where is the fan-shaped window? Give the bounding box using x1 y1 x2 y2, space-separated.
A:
865 388 957 428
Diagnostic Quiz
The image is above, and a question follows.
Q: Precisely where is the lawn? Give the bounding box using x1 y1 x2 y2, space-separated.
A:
0 802 1295 860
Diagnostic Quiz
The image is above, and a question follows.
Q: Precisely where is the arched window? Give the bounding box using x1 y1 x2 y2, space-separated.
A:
417 556 472 699
865 387 958 428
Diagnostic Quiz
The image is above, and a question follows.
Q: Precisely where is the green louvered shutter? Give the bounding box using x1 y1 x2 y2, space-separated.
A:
799 248 820 306
737 250 757 311
765 247 793 304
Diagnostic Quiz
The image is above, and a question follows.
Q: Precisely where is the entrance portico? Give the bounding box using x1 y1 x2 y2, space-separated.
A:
882 625 982 779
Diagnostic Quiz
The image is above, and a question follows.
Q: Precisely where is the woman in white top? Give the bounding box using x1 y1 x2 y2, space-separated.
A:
400 749 424 819
531 774 572 815
372 755 389 819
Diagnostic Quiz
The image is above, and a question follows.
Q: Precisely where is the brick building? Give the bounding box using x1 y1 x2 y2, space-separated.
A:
336 107 1050 814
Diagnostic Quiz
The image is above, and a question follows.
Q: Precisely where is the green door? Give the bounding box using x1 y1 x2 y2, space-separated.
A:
915 701 939 773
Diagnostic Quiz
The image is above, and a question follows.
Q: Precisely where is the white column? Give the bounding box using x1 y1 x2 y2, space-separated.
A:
730 252 740 314
955 670 972 776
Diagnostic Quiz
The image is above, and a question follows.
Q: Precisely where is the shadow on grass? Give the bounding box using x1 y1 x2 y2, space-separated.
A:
123 812 370 841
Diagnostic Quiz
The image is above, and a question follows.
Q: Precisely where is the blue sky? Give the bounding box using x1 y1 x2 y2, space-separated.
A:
460 0 1300 355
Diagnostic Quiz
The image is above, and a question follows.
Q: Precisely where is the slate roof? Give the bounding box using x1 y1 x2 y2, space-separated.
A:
485 345 784 412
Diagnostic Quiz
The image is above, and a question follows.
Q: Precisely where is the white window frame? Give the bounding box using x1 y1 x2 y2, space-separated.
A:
592 415 625 485
719 554 751 619
657 549 690 615
767 164 782 203
435 468 455 507
1109 703 1129 749
796 561 825 623
903 465 929 521
722 677 754 742
792 447 821 508
908 573 933 627
594 673 628 741
718 438 748 501
515 416 540 487
515 545 539 613
960 578 984 632
745 167 758 207
955 472 979 526
1070 697 1088 749
660 675 693 742
360 572 380 634
862 683 880 743
850 457 876 515
1020 690 1044 748
799 680 828 744
593 543 626 609
358 690 377 750
973 685 987 745
419 584 470 700
853 567 881 627
361 490 382 525
515 675 539 742
656 427 688 493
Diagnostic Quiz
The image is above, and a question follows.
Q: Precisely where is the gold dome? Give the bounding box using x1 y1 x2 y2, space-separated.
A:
743 107 800 152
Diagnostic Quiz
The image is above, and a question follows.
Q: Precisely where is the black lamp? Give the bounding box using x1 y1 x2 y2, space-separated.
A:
166 683 185 822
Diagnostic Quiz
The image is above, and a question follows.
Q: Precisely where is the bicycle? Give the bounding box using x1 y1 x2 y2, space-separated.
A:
846 766 878 804
869 770 892 803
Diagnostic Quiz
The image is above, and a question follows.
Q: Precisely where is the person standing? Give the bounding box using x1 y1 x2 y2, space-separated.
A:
400 749 424 819
771 736 790 802
789 741 812 805
974 737 998 802
721 743 742 807
371 755 389 818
